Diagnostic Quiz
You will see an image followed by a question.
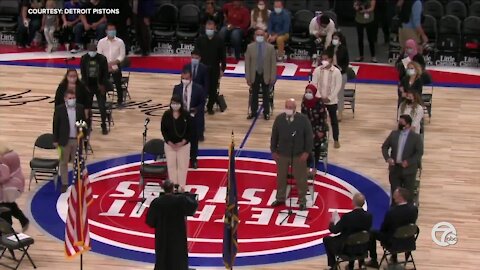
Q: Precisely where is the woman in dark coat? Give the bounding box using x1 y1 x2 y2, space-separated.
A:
54 68 91 121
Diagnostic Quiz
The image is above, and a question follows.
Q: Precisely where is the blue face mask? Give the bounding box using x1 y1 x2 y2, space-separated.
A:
107 30 116 38
191 58 200 65
206 29 215 37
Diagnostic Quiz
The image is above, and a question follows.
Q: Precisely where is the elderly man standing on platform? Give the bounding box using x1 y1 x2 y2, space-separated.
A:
270 98 313 211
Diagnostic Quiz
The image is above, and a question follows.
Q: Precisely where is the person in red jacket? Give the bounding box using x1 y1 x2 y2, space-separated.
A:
219 0 250 60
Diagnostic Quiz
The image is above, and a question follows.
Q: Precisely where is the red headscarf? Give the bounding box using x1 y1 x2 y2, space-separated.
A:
303 84 319 109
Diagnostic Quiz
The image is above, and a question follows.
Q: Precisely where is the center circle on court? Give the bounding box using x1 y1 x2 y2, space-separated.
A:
30 149 389 267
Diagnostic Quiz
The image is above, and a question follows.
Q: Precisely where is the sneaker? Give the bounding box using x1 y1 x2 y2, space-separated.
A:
354 56 364 62
264 114 270 120
46 44 53 53
334 141 341 149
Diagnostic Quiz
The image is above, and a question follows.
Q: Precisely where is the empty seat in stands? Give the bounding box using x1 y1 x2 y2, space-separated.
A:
462 16 480 54
423 0 444 21
445 0 468 20
173 0 198 8
437 15 462 52
308 0 330 13
176 4 201 42
290 10 315 51
0 0 18 31
285 0 307 14
151 3 178 41
469 2 480 17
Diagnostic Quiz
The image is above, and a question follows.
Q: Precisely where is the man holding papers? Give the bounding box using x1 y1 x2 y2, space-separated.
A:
323 193 372 270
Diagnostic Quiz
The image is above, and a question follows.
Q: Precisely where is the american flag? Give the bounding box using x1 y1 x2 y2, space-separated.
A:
65 138 93 257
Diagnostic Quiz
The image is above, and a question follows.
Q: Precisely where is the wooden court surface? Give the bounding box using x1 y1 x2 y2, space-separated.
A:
0 64 479 269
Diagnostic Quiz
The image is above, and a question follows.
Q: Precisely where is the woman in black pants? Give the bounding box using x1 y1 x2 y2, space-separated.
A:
354 0 377 63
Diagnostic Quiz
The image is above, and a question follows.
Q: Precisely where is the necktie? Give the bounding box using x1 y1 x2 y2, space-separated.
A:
257 43 263 73
192 64 197 78
183 85 188 109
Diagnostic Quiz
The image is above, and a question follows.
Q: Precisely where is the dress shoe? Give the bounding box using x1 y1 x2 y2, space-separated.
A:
192 160 198 169
365 259 380 268
334 141 341 149
247 113 256 120
61 184 68 193
299 203 307 211
208 110 215 115
101 125 109 135
271 200 285 207
264 114 270 120
198 136 205 142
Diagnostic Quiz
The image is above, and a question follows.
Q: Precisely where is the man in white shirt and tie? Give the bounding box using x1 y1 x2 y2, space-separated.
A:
311 49 343 148
183 49 209 141
97 23 126 107
172 68 206 169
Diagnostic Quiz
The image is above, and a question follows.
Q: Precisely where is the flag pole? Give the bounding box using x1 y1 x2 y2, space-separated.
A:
80 254 83 270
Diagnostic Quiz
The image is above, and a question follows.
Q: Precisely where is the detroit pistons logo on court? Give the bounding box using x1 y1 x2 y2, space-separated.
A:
31 149 389 267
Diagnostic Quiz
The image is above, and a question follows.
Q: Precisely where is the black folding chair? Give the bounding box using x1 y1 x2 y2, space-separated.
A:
335 231 370 270
139 139 168 189
344 67 357 118
380 224 419 270
0 218 36 270
28 133 59 190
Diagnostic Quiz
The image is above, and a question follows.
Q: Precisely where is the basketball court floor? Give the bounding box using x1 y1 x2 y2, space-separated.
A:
0 50 479 269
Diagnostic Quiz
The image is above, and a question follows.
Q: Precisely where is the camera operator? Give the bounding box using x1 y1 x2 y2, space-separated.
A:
146 180 198 270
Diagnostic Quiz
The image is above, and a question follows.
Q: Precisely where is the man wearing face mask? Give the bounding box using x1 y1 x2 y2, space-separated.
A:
53 90 87 193
183 49 209 141
194 20 227 115
80 43 110 135
309 14 336 54
267 0 291 62
97 23 126 107
311 49 343 148
245 28 277 120
270 99 313 211
381 114 423 199
172 68 206 169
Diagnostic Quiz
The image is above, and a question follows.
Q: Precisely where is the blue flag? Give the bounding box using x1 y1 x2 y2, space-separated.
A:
223 137 239 269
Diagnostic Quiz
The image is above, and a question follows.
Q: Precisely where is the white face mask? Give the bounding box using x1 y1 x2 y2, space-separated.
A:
66 98 76 107
171 103 181 111
181 79 190 85
407 68 416 76
332 39 340 46
284 109 294 116
274 7 282 14
304 92 314 100
255 36 264 43
258 4 265 10
88 51 97 57
321 60 330 67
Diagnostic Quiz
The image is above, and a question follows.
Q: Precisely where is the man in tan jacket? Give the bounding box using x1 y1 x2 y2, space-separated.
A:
245 28 277 120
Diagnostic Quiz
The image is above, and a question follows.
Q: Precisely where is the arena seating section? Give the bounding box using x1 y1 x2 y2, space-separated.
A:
389 0 480 67
0 0 478 67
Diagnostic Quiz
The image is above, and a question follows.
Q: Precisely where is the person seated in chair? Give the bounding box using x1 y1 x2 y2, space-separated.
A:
366 188 418 268
72 0 107 53
219 0 250 60
324 193 372 270
309 14 336 55
267 0 291 62
61 0 82 51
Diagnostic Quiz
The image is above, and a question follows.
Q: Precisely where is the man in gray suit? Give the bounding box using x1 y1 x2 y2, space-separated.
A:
271 99 313 211
382 115 424 201
245 28 277 120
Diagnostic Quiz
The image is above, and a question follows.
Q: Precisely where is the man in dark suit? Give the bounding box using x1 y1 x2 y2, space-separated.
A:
183 49 209 141
80 43 110 134
366 188 418 267
382 114 424 198
172 68 206 169
194 19 227 115
324 193 372 270
53 90 87 193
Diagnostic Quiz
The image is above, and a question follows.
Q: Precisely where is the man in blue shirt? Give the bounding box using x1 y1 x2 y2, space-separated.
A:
267 0 291 62
397 0 428 50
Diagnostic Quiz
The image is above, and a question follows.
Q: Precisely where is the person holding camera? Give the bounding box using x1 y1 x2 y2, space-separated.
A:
353 0 377 62
172 68 206 170
146 180 198 270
